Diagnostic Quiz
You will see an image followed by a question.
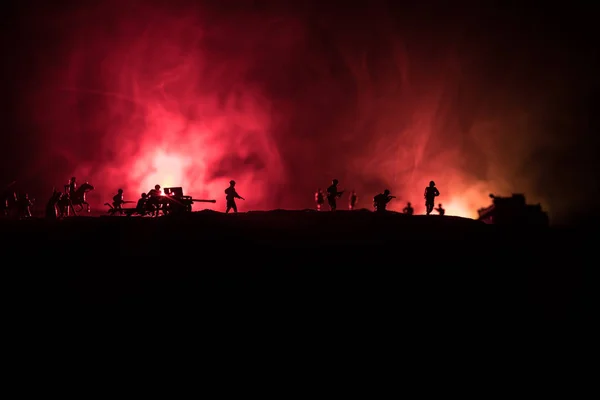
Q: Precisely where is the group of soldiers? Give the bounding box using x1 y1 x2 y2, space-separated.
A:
315 179 446 216
4 176 446 219
1 190 35 219
106 180 245 217
2 176 95 220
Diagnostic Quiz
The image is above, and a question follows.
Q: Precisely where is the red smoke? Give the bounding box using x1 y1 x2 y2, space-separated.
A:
25 1 565 219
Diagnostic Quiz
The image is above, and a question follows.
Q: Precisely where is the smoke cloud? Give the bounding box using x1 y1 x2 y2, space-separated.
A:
14 1 597 223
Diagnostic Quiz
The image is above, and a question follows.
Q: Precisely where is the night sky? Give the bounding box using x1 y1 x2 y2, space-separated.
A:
1 0 598 223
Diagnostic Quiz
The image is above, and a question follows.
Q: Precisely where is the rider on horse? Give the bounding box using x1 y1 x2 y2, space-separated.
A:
69 177 77 197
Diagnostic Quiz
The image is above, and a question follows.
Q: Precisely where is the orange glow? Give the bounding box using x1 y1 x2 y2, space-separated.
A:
442 199 479 219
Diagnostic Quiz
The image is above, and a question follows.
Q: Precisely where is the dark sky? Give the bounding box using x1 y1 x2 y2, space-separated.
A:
1 0 598 223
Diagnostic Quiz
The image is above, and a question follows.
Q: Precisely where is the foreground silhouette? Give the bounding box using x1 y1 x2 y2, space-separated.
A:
0 208 586 324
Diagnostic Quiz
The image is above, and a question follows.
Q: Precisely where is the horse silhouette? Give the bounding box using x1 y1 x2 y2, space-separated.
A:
60 182 95 214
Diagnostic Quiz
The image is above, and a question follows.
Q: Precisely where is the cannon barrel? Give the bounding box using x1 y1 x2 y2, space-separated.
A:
190 199 216 203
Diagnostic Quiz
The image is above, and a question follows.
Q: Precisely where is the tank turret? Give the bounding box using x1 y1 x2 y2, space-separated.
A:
477 193 549 226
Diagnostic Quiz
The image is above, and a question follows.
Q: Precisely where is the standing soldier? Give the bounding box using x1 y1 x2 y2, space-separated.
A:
46 188 62 220
18 193 34 218
349 190 358 210
424 180 440 215
225 180 245 213
315 188 324 211
326 179 344 211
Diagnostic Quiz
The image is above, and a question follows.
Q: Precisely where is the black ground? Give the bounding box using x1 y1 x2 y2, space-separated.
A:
1 210 591 324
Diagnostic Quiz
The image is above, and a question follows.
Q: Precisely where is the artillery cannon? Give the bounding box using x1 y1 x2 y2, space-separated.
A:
161 187 216 214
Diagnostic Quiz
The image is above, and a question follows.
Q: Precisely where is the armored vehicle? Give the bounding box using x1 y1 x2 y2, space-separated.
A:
477 193 549 226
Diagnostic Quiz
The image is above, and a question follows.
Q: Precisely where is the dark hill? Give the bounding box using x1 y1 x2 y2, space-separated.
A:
0 210 589 322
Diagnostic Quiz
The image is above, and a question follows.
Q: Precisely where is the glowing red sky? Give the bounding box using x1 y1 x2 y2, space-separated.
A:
19 1 593 221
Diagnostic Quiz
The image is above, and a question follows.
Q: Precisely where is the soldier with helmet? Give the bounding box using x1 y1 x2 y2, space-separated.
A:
326 179 344 211
225 180 245 213
373 189 395 212
148 184 162 216
424 180 440 215
112 188 125 211
136 193 149 215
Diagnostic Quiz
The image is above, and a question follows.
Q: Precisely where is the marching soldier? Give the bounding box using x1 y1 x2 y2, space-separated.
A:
424 180 440 215
326 179 344 211
225 180 245 213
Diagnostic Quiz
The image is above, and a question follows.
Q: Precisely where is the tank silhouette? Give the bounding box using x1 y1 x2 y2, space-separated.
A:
162 187 216 214
477 193 549 226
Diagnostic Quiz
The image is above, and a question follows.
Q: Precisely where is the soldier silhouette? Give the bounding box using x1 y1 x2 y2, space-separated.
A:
435 203 445 216
424 180 440 215
148 184 162 216
315 188 325 211
403 202 414 215
18 193 34 218
349 190 358 210
326 179 344 211
136 193 149 215
225 180 245 213
373 189 395 212
46 188 62 220
68 177 77 197
112 189 125 211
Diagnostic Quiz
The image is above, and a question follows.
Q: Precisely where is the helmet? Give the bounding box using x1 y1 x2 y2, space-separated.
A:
155 184 161 190
230 180 236 185
332 179 338 184
429 181 435 187
384 189 390 195
71 177 76 181
141 193 147 197
118 188 123 193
